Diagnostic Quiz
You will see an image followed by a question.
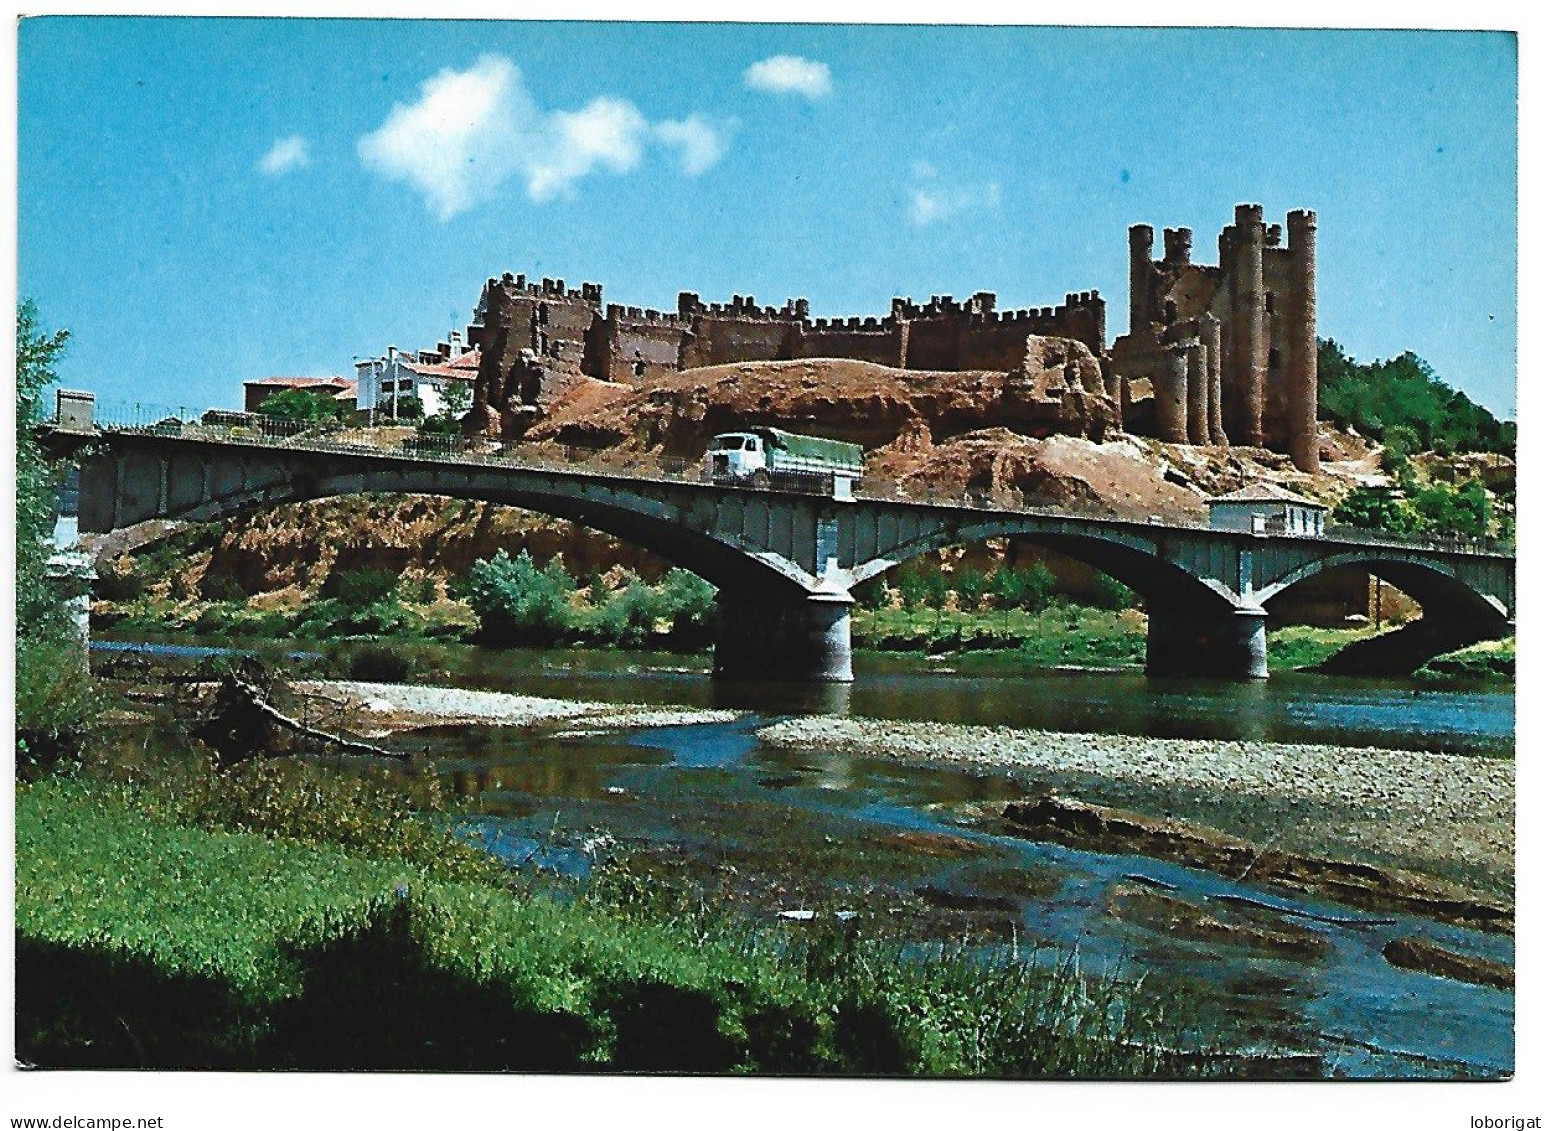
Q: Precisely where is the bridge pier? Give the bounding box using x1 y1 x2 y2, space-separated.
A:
712 591 854 683
1146 605 1268 680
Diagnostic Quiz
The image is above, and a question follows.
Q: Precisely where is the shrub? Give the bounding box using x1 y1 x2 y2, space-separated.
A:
257 388 345 424
596 581 661 648
199 573 248 603
321 568 401 610
465 551 575 645
346 642 414 683
953 568 987 613
990 563 1057 611
657 569 717 643
16 638 99 778
1089 574 1136 611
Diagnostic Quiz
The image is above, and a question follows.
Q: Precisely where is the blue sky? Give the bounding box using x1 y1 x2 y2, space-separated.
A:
18 19 1518 418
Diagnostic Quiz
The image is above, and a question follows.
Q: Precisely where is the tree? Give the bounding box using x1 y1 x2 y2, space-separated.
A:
1318 338 1512 456
1411 479 1492 539
258 388 344 424
16 301 98 773
1332 486 1416 534
16 301 71 635
441 379 473 417
465 550 574 644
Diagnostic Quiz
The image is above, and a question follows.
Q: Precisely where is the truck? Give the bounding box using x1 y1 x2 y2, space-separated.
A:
703 427 864 499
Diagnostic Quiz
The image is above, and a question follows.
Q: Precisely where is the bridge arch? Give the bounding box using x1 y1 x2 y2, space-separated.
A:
846 519 1242 615
96 465 822 600
1251 551 1511 627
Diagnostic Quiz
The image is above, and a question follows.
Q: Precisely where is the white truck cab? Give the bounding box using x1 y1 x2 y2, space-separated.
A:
705 432 767 480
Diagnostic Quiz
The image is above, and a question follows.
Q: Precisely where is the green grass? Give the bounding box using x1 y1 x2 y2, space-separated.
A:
854 605 1147 669
1264 626 1370 671
1417 636 1516 682
17 774 1224 1075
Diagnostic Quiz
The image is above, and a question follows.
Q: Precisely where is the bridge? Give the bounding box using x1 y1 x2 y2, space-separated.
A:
45 407 1515 684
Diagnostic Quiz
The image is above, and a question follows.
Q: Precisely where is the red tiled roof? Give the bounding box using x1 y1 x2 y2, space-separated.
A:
448 347 481 370
402 361 477 380
244 376 352 391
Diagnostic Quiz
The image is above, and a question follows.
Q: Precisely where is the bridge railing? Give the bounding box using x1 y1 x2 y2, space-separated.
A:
82 407 1513 556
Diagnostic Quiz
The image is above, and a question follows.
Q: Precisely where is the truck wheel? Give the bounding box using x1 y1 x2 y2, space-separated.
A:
750 469 771 490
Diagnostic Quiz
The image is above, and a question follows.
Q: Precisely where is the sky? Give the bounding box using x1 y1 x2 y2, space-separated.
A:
17 19 1518 419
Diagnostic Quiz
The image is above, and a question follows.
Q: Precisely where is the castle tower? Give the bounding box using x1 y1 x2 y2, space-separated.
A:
1227 203 1268 446
1186 337 1208 444
1155 340 1190 443
1163 227 1193 267
1128 224 1154 335
1285 209 1319 472
1202 312 1227 445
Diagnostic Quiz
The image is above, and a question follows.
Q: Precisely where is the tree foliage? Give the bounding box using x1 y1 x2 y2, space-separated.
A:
17 301 71 635
257 389 345 423
465 551 574 645
1317 339 1513 456
16 301 99 773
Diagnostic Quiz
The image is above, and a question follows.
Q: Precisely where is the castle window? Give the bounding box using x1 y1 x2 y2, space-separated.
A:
633 357 647 378
1269 348 1281 370
1265 292 1276 314
1163 300 1178 324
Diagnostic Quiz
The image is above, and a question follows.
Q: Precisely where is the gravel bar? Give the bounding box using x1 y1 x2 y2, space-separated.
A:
298 680 744 733
757 716 1514 897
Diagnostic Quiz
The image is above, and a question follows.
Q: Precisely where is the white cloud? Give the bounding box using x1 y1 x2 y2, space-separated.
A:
258 135 310 175
744 55 832 100
907 163 1002 227
655 114 732 176
358 55 731 219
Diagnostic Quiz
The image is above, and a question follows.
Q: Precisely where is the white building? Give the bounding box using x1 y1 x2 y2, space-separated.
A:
355 331 480 421
1208 483 1327 537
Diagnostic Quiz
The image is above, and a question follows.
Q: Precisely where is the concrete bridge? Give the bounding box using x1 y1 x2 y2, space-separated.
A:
48 419 1515 684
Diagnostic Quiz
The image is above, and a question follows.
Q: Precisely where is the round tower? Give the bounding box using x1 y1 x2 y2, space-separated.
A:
1286 209 1319 472
1229 203 1267 446
1128 224 1155 335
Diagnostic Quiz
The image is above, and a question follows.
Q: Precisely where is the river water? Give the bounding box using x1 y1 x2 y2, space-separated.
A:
99 635 1515 1077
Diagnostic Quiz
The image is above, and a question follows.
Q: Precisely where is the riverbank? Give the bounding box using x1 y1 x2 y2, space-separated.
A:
756 716 1513 908
98 594 1516 683
16 754 1231 1076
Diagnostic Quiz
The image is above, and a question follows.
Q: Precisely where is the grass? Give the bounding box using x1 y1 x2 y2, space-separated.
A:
1417 636 1516 682
17 766 1226 1075
854 605 1147 669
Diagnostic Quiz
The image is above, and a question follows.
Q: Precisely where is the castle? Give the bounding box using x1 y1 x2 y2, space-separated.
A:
463 204 1319 472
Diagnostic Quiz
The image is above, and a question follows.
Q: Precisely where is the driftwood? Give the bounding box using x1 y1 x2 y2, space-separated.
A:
194 672 404 764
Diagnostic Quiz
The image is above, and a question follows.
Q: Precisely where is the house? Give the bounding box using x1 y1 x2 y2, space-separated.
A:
354 330 480 421
1208 483 1327 536
242 376 357 414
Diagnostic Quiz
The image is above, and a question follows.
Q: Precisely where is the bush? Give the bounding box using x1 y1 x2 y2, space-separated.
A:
199 573 248 603
346 642 414 683
258 388 345 424
990 564 1057 611
321 568 401 610
657 569 717 644
1089 574 1136 611
953 568 987 613
16 639 99 778
596 581 661 648
465 551 575 645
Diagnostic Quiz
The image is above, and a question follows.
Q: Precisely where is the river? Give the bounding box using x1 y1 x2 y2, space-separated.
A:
98 634 1515 1077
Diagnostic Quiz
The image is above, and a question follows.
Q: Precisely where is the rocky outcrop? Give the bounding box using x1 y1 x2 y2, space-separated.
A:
525 349 1118 457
